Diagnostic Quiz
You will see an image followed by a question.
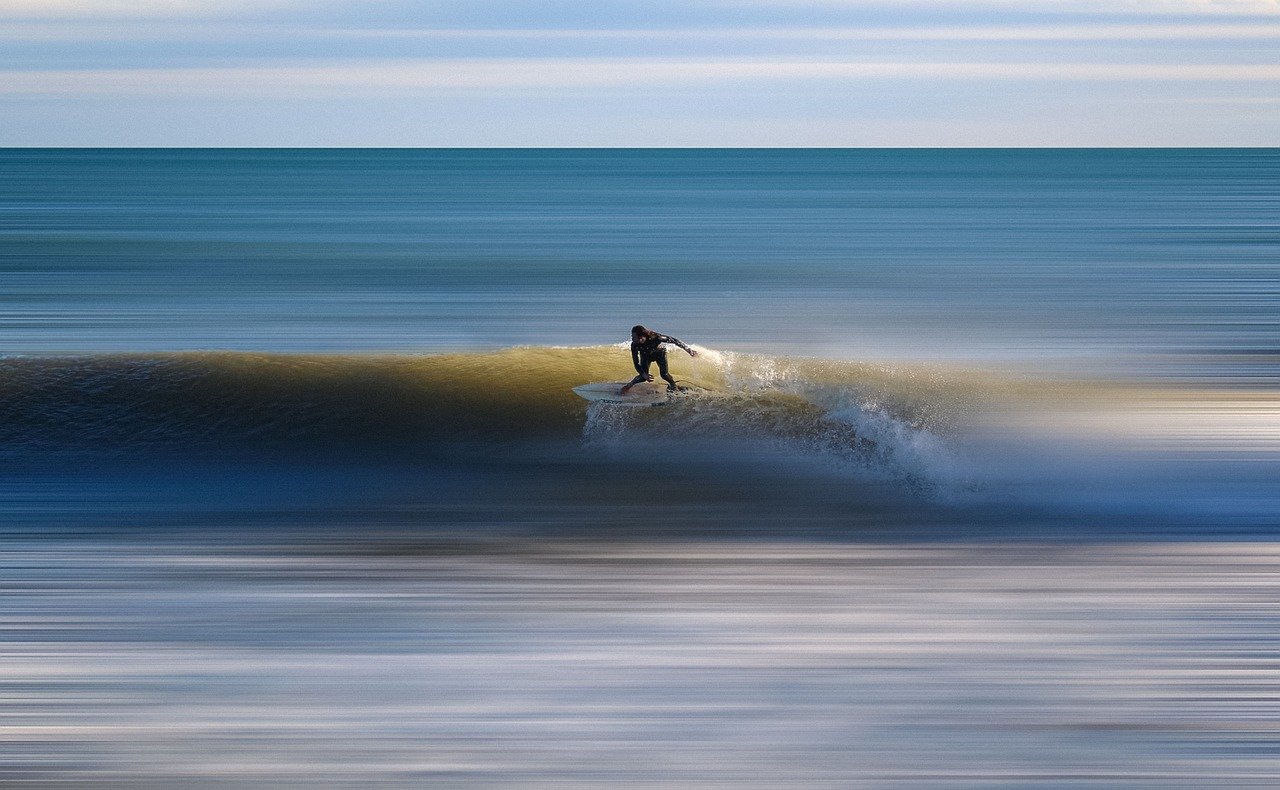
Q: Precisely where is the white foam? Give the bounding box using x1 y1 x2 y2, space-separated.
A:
576 349 973 498
823 401 967 495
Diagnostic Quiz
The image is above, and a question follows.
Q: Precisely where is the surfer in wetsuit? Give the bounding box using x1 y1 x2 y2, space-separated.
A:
621 325 697 394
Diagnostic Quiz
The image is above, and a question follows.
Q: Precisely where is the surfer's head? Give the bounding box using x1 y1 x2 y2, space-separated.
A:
631 325 650 341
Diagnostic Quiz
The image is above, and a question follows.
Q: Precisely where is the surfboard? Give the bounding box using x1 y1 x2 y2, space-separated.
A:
572 381 672 406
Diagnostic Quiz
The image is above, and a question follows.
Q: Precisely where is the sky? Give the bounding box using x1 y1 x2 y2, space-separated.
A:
1 0 1278 146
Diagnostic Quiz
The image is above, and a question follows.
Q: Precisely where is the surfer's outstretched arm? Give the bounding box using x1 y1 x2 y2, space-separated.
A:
660 335 698 357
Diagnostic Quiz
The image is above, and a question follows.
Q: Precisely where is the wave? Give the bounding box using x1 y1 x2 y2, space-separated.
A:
0 348 602 452
4 346 1276 523
0 346 987 480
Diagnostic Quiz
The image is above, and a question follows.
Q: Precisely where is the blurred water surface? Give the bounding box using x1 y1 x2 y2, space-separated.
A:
4 536 1280 788
2 148 1278 378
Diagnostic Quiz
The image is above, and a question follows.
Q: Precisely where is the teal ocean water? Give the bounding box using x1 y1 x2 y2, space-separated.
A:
3 149 1277 375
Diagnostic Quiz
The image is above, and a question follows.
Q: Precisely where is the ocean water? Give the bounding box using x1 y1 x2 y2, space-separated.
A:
3 148 1278 371
2 149 1279 786
2 148 1277 524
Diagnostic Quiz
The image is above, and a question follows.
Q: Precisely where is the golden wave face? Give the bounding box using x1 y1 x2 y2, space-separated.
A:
4 345 1221 499
1 346 1275 517
0 346 1002 454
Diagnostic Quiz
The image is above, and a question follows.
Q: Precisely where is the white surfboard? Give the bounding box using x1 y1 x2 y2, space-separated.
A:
572 381 671 407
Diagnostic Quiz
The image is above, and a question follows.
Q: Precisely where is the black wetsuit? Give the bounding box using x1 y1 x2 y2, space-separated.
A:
627 333 691 390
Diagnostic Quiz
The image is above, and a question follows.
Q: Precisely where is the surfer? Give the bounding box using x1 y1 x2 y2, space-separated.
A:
621 325 697 394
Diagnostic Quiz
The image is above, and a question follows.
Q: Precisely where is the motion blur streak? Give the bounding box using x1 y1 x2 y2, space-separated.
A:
1 149 1279 786
4 540 1280 787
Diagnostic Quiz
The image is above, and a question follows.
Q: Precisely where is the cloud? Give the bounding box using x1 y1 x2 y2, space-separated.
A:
321 23 1280 41
3 19 1277 44
3 58 1278 96
4 0 1277 21
0 0 299 18
717 0 1280 11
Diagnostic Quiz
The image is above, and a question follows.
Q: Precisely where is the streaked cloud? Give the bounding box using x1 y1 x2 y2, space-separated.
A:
0 0 1276 144
4 58 1278 97
5 21 1280 43
2 0 1278 19
718 0 1280 11
371 23 1280 41
0 0 299 17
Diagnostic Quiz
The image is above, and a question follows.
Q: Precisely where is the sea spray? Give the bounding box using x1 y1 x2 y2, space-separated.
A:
582 347 974 495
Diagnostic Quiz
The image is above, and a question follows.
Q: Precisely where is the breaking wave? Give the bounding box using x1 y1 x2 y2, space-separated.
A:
4 345 1276 522
0 346 997 495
